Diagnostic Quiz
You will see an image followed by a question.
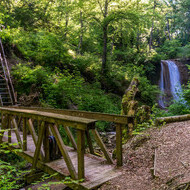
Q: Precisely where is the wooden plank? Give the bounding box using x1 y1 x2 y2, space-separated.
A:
23 118 27 151
92 129 113 164
43 123 50 162
50 124 77 179
10 106 130 124
32 122 45 169
85 130 94 155
77 129 85 180
11 117 23 149
116 123 122 167
64 126 77 150
2 132 121 190
27 119 44 160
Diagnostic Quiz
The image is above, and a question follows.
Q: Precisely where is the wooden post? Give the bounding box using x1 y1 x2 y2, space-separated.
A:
0 112 7 143
77 129 85 180
43 123 50 162
8 115 11 143
23 118 27 151
116 123 122 167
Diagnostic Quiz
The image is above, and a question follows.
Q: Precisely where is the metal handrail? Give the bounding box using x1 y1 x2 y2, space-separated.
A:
0 38 16 104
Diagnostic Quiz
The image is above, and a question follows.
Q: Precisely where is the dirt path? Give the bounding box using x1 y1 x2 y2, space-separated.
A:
100 120 190 190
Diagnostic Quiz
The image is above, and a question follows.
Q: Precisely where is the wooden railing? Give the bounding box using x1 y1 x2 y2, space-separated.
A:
0 107 133 181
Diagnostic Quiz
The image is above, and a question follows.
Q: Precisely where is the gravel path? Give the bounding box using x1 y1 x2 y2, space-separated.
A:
100 120 190 190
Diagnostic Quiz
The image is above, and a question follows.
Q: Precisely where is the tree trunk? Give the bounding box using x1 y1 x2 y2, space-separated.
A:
78 11 83 55
149 0 156 51
102 24 108 75
101 0 108 76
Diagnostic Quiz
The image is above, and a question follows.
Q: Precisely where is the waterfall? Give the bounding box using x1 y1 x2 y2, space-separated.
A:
159 60 182 108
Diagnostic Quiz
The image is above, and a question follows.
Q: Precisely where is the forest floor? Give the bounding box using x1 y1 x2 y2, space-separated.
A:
24 120 190 190
100 120 190 190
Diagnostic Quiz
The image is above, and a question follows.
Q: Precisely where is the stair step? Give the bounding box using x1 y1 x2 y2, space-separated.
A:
3 102 12 104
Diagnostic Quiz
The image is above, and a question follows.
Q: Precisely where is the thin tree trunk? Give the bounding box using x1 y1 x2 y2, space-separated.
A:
78 11 83 55
101 0 108 76
102 24 108 75
167 19 171 40
149 0 156 51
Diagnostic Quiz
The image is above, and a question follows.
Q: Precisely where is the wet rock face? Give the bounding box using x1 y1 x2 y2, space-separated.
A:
174 59 190 85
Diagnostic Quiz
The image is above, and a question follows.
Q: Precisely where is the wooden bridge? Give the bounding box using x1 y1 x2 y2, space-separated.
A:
0 106 133 189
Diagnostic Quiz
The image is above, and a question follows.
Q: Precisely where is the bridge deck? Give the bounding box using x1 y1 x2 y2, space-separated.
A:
2 131 122 189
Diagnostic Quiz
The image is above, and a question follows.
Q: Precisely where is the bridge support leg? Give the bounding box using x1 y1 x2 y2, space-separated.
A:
116 124 122 167
77 129 85 180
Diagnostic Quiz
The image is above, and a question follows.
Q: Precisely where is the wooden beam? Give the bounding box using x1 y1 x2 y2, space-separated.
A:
8 115 11 143
43 123 50 162
64 126 77 150
85 130 94 155
0 108 96 130
50 124 77 179
27 119 44 160
92 129 113 164
0 112 7 143
10 106 130 124
11 117 23 149
77 129 85 180
116 123 122 167
23 118 27 151
32 122 45 169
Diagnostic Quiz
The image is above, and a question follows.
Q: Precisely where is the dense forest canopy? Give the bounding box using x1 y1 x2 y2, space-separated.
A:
0 0 190 117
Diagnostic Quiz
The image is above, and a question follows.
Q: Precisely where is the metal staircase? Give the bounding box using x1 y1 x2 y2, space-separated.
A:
0 38 16 106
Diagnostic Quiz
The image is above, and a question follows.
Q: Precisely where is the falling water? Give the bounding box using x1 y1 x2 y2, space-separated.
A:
159 60 182 108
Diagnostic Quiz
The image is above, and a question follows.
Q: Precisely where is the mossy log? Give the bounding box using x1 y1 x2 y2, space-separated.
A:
121 77 151 137
155 114 190 126
121 77 139 115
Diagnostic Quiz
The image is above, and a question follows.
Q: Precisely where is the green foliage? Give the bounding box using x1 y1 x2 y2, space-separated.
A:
12 64 52 95
0 159 25 190
157 40 182 59
177 43 190 59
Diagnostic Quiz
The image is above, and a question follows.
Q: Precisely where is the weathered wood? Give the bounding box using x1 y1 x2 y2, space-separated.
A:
43 123 50 162
85 130 94 155
17 116 22 130
11 117 23 149
92 129 113 164
32 122 45 169
23 118 27 151
50 124 77 179
116 123 122 167
0 113 7 143
77 129 85 180
0 108 96 130
64 126 77 150
9 106 130 125
8 115 11 143
27 119 44 160
2 130 122 190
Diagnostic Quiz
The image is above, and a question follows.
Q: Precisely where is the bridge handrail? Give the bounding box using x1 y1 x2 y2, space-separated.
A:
0 107 96 130
9 106 132 124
